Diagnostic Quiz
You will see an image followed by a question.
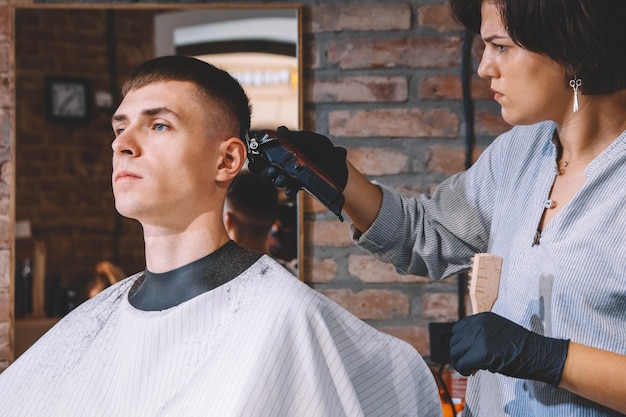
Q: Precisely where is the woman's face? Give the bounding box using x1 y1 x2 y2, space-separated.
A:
477 1 571 126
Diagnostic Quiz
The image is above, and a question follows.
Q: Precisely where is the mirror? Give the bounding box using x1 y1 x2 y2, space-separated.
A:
11 4 302 357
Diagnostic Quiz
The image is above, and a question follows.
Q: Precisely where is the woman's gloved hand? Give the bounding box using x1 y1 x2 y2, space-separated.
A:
450 312 570 386
248 126 348 197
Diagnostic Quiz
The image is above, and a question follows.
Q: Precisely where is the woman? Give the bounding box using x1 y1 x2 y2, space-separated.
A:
259 0 626 415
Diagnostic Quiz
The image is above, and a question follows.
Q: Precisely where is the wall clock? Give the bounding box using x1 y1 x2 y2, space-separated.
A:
45 77 91 122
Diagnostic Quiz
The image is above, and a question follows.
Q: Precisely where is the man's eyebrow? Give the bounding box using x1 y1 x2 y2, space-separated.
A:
143 107 179 118
111 107 179 124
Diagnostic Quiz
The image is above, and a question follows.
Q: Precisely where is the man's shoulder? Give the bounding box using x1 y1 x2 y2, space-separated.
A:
239 257 441 415
49 274 138 332
243 255 309 294
244 256 418 350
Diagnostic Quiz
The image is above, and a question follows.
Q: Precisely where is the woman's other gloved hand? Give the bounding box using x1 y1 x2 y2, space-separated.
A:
450 312 570 386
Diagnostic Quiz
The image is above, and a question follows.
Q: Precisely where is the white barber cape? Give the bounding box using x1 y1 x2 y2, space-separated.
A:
0 256 441 417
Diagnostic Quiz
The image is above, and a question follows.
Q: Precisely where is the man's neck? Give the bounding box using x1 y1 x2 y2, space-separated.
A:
128 240 262 311
140 210 235 273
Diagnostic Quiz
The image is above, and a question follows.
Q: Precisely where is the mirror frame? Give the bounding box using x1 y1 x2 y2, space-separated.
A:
6 2 304 362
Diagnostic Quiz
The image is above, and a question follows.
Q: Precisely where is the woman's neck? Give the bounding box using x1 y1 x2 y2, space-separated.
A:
556 91 626 164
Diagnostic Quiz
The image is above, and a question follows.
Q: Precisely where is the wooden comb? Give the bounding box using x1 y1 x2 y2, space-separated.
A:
468 253 503 314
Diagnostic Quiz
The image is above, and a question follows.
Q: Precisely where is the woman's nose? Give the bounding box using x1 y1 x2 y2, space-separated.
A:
477 49 495 79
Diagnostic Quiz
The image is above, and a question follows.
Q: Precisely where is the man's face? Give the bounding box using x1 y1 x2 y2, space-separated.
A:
111 80 223 226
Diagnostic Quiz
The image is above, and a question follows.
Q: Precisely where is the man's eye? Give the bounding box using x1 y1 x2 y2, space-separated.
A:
154 123 168 131
114 128 124 136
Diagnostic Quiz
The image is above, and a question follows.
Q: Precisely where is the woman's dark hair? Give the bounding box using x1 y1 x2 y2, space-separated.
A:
449 0 626 94
122 55 251 139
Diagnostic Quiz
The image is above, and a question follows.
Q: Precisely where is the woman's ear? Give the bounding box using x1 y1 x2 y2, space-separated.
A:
216 137 247 183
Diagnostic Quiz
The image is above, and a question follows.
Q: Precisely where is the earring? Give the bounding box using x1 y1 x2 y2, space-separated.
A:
569 77 581 112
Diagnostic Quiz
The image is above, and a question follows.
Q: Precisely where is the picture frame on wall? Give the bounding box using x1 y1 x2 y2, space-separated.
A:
45 76 91 122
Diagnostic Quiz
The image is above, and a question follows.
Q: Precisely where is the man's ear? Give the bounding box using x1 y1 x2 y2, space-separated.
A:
216 137 247 183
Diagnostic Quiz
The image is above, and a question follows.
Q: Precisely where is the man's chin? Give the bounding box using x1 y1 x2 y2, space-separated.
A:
114 203 142 221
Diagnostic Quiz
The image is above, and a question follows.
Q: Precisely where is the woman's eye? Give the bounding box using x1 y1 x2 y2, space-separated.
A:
494 44 507 53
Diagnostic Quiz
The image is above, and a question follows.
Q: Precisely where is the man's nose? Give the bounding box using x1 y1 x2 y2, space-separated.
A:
111 129 138 156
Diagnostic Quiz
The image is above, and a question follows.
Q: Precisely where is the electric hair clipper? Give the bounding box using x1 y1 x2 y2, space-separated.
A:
245 130 345 221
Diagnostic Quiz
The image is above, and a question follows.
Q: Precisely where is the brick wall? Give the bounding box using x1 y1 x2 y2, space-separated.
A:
0 0 510 368
297 1 508 355
14 9 155 306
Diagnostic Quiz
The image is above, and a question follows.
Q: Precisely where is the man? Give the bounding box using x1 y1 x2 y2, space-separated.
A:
0 56 441 417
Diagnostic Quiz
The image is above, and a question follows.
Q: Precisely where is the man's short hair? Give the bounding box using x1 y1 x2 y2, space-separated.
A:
122 55 251 139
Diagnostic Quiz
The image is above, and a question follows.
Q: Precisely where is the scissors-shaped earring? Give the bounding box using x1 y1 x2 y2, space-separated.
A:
569 78 581 113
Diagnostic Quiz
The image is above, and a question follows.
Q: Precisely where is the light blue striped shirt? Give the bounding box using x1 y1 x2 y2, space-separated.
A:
355 121 626 416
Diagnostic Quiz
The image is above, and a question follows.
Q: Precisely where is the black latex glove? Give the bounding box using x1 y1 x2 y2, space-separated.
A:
450 312 570 386
249 126 348 197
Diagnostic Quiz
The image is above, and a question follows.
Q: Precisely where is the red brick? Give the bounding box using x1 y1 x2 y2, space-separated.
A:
475 109 511 136
0 41 9 74
310 4 411 33
0 7 9 41
327 37 462 70
310 76 408 103
427 145 491 175
418 74 492 100
417 4 464 33
1 146 10 179
0 322 11 363
423 293 459 321
348 255 430 283
472 35 486 63
303 38 320 70
330 108 459 138
471 76 493 100
0 72 11 108
377 325 430 354
0 290 8 322
426 145 466 175
347 147 409 176
306 219 353 247
321 288 410 320
0 250 8 288
0 212 9 252
303 256 337 284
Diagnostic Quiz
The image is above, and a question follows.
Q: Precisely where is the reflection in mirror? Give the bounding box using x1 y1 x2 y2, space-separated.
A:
13 5 301 357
